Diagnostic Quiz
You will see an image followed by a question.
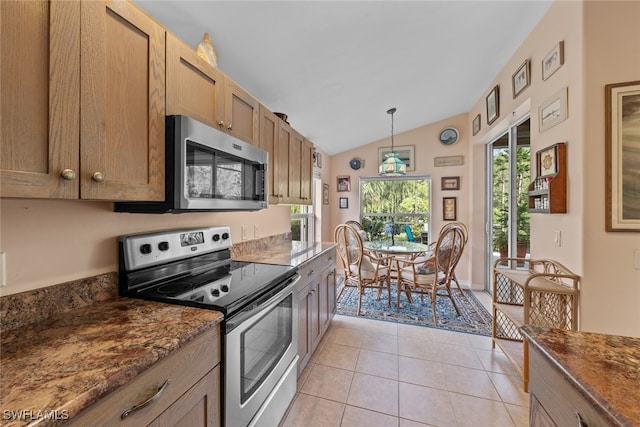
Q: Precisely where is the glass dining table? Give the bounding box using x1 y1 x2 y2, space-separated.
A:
363 240 433 306
363 240 431 256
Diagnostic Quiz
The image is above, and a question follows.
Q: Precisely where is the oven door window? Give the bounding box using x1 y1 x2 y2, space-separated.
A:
240 294 293 404
186 141 262 200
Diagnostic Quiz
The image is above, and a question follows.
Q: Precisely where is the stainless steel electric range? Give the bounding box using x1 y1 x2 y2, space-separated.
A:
119 226 300 427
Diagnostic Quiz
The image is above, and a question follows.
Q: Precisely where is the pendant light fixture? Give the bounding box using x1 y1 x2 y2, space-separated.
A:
379 107 406 176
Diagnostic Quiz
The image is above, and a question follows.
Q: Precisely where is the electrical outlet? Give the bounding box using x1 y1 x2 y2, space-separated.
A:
241 226 248 240
254 225 260 238
0 252 6 286
553 230 561 247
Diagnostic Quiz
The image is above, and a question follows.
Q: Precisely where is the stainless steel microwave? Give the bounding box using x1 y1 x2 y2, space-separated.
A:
115 115 268 213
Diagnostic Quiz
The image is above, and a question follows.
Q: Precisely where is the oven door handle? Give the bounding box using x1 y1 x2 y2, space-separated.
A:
225 273 300 332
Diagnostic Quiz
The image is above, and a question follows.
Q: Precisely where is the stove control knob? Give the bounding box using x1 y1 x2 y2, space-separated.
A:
158 241 169 251
220 284 229 293
212 234 220 242
221 232 230 240
140 244 152 255
211 289 220 297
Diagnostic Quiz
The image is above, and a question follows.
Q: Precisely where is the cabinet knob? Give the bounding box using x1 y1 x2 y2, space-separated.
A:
227 123 233 131
91 171 105 182
217 121 225 127
60 169 76 180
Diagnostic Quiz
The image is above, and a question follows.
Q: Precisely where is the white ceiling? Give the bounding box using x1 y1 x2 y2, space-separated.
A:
134 0 552 155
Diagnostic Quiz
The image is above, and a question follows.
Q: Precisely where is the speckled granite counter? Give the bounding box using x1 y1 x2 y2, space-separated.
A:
233 240 337 267
520 325 640 426
0 297 222 426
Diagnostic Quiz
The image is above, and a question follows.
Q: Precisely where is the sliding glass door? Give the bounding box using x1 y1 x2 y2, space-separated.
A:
486 118 531 292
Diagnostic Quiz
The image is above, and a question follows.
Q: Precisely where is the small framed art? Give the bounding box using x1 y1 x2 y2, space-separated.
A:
323 183 329 204
443 197 457 221
539 87 568 132
339 197 349 209
472 114 481 136
337 175 350 192
537 144 558 177
486 85 500 125
542 41 564 81
441 176 460 191
512 59 530 98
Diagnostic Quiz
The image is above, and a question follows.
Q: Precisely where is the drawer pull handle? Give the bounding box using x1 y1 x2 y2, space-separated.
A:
575 412 588 427
121 380 170 419
307 269 315 276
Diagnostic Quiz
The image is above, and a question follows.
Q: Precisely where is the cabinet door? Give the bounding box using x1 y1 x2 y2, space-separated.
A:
289 130 303 203
297 284 312 375
166 32 224 128
276 122 293 203
300 138 314 204
309 281 322 351
0 0 80 198
259 105 280 204
222 77 259 145
80 0 165 201
149 367 220 427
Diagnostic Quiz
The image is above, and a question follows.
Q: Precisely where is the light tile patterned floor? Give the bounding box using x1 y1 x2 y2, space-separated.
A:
280 304 529 427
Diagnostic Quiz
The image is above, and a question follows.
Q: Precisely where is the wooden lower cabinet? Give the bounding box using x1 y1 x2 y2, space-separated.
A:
529 344 608 427
296 249 336 375
68 327 221 427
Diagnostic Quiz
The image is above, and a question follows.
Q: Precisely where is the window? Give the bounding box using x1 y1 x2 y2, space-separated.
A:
290 176 321 242
360 176 431 242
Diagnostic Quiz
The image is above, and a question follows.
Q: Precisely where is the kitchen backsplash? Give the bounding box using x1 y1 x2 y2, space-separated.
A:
0 232 292 331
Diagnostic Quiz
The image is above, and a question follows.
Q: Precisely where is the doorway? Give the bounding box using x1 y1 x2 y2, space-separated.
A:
485 118 531 293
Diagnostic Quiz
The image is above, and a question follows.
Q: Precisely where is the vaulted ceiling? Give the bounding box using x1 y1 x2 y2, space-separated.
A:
135 1 552 155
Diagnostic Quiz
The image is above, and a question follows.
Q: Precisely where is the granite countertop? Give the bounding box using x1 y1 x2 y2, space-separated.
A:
520 325 640 426
0 298 222 426
234 240 336 267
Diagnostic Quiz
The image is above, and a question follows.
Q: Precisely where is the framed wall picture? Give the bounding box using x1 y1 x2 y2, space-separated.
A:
443 197 457 221
537 144 558 177
323 183 329 204
512 59 531 98
337 175 351 192
486 85 500 125
539 87 568 132
378 145 415 172
472 114 481 136
542 41 564 81
339 197 349 209
606 80 640 231
441 176 460 191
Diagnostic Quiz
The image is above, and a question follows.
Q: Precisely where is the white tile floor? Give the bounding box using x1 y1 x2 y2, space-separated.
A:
280 294 529 427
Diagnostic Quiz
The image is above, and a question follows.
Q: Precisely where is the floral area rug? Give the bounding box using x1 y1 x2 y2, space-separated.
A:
336 281 493 336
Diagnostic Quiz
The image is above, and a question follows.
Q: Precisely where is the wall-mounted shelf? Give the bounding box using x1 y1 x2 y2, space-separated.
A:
528 142 567 214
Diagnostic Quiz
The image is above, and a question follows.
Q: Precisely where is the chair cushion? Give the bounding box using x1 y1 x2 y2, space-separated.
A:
350 259 387 280
357 230 368 241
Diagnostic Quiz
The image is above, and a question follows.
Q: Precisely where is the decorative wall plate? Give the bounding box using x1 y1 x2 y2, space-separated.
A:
349 158 362 170
439 127 459 145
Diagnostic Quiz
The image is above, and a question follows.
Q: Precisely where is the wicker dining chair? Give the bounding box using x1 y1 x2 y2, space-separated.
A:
396 224 465 325
334 223 392 315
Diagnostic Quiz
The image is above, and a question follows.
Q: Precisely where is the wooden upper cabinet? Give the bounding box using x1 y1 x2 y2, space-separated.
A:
166 32 224 128
1 0 165 201
259 105 280 204
221 77 259 145
289 130 303 203
300 138 314 204
80 0 165 201
277 122 293 203
1 0 80 198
